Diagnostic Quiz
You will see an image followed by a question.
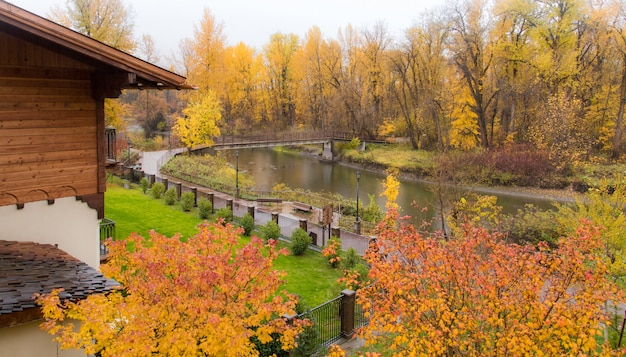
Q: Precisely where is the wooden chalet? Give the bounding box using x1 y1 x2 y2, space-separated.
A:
0 1 194 355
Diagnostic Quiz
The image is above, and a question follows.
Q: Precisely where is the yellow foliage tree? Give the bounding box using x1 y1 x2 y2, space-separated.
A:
447 194 502 237
555 177 626 288
360 207 625 355
185 9 226 94
262 32 300 128
104 98 127 130
381 169 400 211
450 103 480 150
173 91 222 151
37 222 304 356
222 42 264 131
48 0 136 53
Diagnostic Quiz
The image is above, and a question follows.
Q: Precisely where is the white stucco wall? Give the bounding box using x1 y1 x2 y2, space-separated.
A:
0 321 86 357
0 197 100 268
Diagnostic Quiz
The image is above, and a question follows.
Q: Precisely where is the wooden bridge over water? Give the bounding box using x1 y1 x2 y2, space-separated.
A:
193 131 387 160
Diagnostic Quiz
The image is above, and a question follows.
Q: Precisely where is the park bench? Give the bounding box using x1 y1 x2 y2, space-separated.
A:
292 201 313 213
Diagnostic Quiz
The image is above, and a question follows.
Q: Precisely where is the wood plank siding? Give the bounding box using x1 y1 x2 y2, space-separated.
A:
0 31 99 207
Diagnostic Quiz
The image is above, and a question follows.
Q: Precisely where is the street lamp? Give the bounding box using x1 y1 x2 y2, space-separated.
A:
355 171 361 234
167 117 171 151
235 150 240 198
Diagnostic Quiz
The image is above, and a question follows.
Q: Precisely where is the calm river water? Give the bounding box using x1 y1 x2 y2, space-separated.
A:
226 148 555 221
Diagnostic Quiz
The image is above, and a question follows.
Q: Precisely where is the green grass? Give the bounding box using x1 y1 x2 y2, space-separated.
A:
273 249 342 308
104 180 342 308
105 184 201 240
343 143 435 174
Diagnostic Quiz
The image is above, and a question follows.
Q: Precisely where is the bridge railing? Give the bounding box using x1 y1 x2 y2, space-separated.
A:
211 131 385 147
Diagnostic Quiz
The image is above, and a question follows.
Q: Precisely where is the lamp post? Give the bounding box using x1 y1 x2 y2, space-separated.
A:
167 117 171 151
235 150 240 198
355 171 361 234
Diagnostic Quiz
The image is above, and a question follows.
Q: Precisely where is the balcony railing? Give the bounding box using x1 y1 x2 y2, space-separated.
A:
105 128 117 162
99 218 116 260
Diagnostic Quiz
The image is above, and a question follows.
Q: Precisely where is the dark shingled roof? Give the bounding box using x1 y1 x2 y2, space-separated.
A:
0 240 117 326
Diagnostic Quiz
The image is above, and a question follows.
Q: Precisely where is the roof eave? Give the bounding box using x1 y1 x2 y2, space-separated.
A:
0 1 194 90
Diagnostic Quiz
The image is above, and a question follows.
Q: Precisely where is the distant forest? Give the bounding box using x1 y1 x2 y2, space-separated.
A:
66 0 626 160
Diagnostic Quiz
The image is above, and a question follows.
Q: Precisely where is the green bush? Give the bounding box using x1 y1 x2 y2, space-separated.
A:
180 192 195 211
342 247 360 270
215 207 233 223
501 204 560 247
291 315 321 357
164 187 177 205
197 198 212 219
261 220 281 241
140 177 149 194
150 182 165 199
240 213 255 236
251 332 288 357
346 137 361 150
290 228 311 256
362 194 384 222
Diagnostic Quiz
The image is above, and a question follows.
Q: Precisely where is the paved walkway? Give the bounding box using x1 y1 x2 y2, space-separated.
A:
337 336 366 353
141 148 187 176
141 150 167 175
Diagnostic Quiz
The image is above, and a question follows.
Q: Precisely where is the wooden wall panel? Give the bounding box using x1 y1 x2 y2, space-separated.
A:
0 32 92 70
0 31 99 206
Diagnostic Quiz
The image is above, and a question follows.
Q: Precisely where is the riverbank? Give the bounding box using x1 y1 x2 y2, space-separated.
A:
290 144 584 205
336 142 626 195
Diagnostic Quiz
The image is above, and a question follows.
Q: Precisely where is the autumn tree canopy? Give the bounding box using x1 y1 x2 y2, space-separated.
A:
160 0 624 157
173 91 222 151
48 0 136 52
357 205 625 355
37 222 303 356
335 172 626 355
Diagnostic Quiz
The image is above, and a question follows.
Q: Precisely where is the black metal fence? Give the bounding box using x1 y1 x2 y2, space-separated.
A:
355 301 370 331
291 289 369 354
298 295 343 348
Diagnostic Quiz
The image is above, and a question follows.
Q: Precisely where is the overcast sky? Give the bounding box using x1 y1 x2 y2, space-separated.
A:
10 0 444 59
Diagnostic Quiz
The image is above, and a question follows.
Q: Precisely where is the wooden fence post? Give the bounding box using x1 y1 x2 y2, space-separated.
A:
247 206 255 218
191 187 197 207
341 289 356 339
227 199 233 219
271 212 279 224
208 193 214 213
162 178 168 191
174 182 182 200
309 232 318 246
299 219 307 231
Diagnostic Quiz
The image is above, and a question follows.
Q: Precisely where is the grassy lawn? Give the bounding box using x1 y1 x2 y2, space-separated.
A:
343 143 435 175
273 249 343 308
104 180 342 308
105 184 201 240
